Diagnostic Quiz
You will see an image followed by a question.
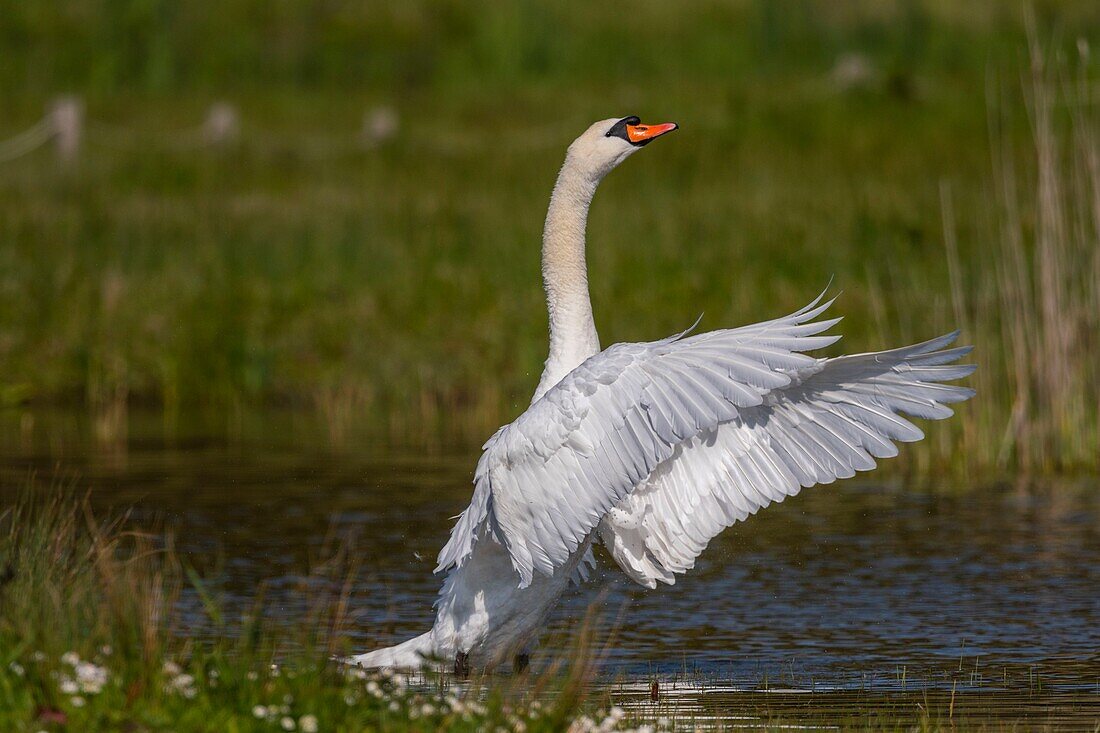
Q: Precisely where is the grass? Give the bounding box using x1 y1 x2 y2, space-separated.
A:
0 2 1097 474
0 488 609 731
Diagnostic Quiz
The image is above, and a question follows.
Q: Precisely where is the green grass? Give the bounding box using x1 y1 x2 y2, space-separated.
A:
0 1 1097 473
0 488 604 731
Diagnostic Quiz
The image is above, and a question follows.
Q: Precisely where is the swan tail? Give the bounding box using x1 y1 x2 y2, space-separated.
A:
346 631 435 669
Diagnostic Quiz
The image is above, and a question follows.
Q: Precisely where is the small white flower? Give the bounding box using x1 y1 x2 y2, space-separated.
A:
247 671 259 681
366 680 381 698
280 716 295 731
298 715 318 733
9 662 25 677
32 651 47 662
252 705 268 719
75 661 109 694
100 645 112 657
61 652 80 666
60 678 79 695
421 703 435 716
70 695 86 708
163 661 182 676
270 663 281 678
343 694 356 706
165 672 197 698
388 701 400 712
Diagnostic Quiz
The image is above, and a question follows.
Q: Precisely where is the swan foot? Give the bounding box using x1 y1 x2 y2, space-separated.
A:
454 651 470 679
513 653 530 674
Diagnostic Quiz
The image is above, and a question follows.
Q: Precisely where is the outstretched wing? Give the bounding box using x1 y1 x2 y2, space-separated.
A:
598 332 975 588
436 294 843 587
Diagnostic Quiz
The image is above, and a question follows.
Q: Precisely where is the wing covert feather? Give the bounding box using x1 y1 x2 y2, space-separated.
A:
436 293 842 586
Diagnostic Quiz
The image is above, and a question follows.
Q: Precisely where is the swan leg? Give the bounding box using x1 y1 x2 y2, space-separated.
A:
513 653 530 674
454 651 470 679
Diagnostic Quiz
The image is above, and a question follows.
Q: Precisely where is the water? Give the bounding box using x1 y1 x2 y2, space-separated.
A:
3 429 1099 723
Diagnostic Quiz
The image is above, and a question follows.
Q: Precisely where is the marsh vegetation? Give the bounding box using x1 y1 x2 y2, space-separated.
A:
1 2 1097 473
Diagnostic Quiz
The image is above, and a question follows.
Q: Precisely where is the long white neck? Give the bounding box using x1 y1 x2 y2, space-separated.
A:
532 156 602 402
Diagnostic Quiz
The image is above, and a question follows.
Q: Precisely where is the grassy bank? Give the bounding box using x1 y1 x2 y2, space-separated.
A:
0 490 609 731
0 2 1097 473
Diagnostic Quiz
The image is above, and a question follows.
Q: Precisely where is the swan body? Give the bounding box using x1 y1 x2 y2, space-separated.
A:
350 116 974 671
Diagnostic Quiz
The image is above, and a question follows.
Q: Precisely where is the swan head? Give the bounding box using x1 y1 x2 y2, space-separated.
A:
566 116 678 182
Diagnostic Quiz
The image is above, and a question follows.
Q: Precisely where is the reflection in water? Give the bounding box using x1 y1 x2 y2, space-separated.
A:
2 442 1098 701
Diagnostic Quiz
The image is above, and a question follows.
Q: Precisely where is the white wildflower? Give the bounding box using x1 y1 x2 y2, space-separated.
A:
388 701 400 712
421 703 435 716
247 671 259 681
366 680 381 698
59 678 79 695
75 661 109 694
567 715 593 733
166 672 197 699
280 716 296 731
32 651 46 662
70 695 86 708
299 715 318 733
343 694 356 706
270 663 281 678
9 661 25 677
61 652 80 666
253 705 268 719
100 645 112 657
163 661 182 676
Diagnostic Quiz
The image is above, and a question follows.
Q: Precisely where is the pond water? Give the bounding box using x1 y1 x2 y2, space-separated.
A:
3 429 1100 724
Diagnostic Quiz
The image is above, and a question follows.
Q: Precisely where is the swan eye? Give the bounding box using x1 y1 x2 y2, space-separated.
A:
606 116 641 141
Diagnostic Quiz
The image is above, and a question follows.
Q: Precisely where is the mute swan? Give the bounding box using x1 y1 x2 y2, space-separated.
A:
350 116 974 672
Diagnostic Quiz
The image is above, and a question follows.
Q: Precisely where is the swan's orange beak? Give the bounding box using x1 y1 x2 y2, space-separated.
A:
626 121 678 145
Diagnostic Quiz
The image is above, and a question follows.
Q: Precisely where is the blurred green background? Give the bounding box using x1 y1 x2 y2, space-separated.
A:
0 1 1097 473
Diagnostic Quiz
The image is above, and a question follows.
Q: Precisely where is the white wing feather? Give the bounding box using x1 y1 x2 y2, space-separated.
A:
436 293 845 587
598 332 975 588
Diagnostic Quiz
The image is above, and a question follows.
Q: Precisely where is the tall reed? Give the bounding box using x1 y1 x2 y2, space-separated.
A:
976 28 1099 473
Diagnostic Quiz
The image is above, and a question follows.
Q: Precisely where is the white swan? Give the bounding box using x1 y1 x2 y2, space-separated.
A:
350 116 974 672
